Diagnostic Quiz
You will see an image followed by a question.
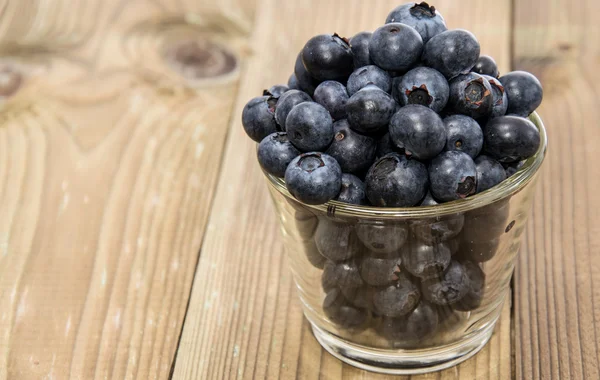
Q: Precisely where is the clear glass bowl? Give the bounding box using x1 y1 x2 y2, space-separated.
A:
263 113 547 375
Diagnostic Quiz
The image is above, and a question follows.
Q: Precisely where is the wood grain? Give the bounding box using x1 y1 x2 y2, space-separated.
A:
172 0 514 379
512 0 600 379
0 1 251 379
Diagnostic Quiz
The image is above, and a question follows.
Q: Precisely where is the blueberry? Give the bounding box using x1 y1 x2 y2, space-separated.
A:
379 301 438 343
443 114 483 158
341 285 375 310
294 52 320 96
448 73 493 119
411 214 465 244
349 32 374 68
257 132 301 177
323 288 369 330
335 173 367 205
275 89 312 130
366 153 429 207
359 256 403 286
313 81 349 120
472 55 499 78
422 29 480 79
355 223 408 257
322 259 364 288
385 2 447 43
285 152 342 205
288 74 300 90
265 85 289 97
483 115 541 163
346 65 392 95
402 239 452 278
454 261 485 311
301 34 354 82
482 75 508 118
459 237 500 262
376 132 404 159
499 71 543 117
475 155 506 193
372 272 420 317
314 218 362 261
325 119 376 174
241 95 279 142
391 76 403 104
421 260 470 305
504 160 526 177
429 151 477 202
462 202 509 243
389 104 446 160
398 67 449 112
346 85 397 134
369 23 423 72
286 102 334 152
419 190 438 206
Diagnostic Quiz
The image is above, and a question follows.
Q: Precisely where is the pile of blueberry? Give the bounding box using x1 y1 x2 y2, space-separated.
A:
241 2 543 346
242 2 542 207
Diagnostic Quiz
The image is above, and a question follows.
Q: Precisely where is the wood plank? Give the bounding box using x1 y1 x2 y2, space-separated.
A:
172 0 513 378
0 1 253 379
512 0 600 379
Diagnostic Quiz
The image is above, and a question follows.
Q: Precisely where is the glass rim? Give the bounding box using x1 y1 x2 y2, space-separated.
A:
264 112 547 219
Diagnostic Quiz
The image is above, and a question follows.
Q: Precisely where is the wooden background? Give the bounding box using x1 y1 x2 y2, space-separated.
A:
0 0 597 379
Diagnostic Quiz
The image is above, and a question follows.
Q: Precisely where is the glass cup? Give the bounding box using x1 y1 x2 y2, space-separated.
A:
263 113 547 375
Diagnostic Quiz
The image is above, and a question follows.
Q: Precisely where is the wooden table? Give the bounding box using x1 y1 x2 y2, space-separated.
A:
0 0 598 379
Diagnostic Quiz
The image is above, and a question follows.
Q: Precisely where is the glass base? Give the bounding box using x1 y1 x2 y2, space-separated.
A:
310 318 496 375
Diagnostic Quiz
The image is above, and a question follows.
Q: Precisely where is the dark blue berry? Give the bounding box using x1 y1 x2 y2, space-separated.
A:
335 173 367 205
346 84 397 134
285 152 341 205
398 67 449 112
454 261 485 311
462 201 509 243
366 153 429 207
286 102 334 152
499 71 543 117
504 160 526 177
288 74 300 90
379 301 438 343
322 259 364 289
241 95 278 142
359 256 403 286
385 2 447 43
475 155 506 193
391 76 403 104
411 214 465 244
369 23 423 72
448 72 493 119
429 151 477 202
472 55 499 78
323 289 369 330
422 29 480 79
402 239 451 278
482 75 508 118
419 190 438 206
275 89 312 130
389 104 446 160
483 115 540 163
421 260 470 305
325 119 376 174
350 32 374 68
341 286 375 310
265 85 289 97
355 223 408 257
257 132 301 177
443 114 483 158
302 34 354 82
372 272 420 317
314 218 362 261
294 53 319 96
346 65 392 95
313 81 348 120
